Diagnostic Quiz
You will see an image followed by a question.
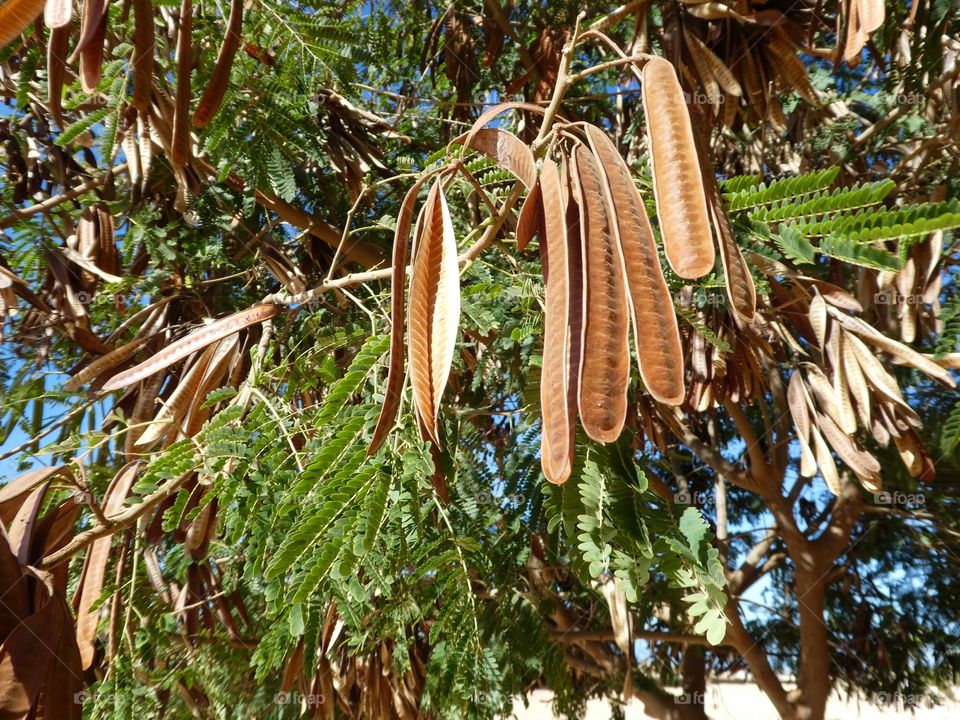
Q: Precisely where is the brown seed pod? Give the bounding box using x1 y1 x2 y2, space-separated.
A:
641 57 715 280
193 0 243 128
571 144 629 443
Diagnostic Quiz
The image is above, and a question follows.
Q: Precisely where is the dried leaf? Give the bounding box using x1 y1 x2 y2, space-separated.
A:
407 179 460 445
101 304 279 391
193 0 243 128
584 125 684 405
539 160 574 484
571 144 629 442
642 57 715 279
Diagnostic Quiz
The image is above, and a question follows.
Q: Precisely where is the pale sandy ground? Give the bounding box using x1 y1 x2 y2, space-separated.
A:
506 684 960 719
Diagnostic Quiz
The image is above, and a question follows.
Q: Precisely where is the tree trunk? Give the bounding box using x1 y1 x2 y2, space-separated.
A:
793 567 831 720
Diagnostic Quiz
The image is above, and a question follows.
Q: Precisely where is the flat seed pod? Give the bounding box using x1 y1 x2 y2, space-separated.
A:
804 364 847 433
829 329 858 434
788 371 817 477
858 0 885 34
584 125 684 406
810 426 841 495
829 307 956 387
43 0 70 28
368 172 437 455
135 344 217 448
193 0 243 128
78 4 107 92
101 304 279 391
0 0 46 49
642 57 714 279
407 179 460 446
538 160 573 484
698 137 755 321
685 30 742 97
563 161 584 435
171 0 192 167
64 336 150 392
817 410 880 481
515 180 542 252
76 461 139 669
808 291 827 348
451 127 536 189
131 0 155 111
47 22 70 128
183 334 239 437
571 144 629 442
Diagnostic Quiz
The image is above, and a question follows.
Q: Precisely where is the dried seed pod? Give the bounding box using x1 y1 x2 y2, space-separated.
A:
368 172 437 455
193 0 243 128
571 144 629 442
407 179 460 445
538 160 574 484
131 0 155 111
642 57 714 279
102 304 279 391
0 0 46 49
171 0 193 167
584 124 685 406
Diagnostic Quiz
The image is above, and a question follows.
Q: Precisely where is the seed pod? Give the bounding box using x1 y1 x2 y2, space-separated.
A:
642 57 714 279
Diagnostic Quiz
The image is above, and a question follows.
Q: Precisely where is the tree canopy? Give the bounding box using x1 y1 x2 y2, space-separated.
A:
1 1 959 720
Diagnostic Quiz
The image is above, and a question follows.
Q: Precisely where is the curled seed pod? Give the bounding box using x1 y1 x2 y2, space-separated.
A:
368 172 437 455
407 179 460 445
642 57 715 280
